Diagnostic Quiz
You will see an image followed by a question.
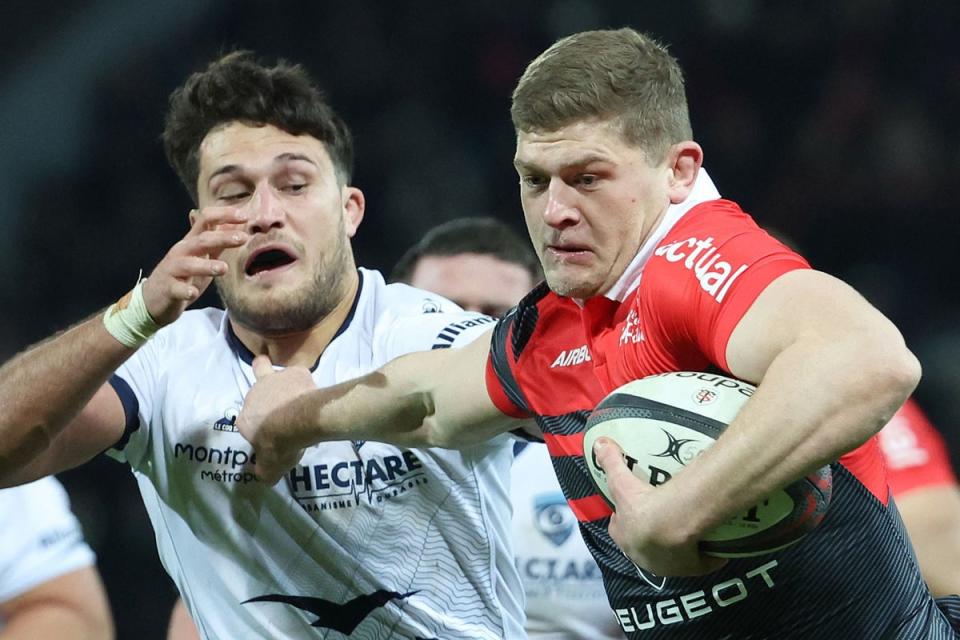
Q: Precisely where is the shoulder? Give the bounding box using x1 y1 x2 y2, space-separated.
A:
645 199 807 301
0 477 70 514
653 200 766 260
492 282 576 361
358 268 497 358
151 307 224 352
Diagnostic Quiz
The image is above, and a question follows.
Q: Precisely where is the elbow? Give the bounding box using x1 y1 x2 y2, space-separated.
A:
877 342 921 405
858 337 921 430
419 417 455 449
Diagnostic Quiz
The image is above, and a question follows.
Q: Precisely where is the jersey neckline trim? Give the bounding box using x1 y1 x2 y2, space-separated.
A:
601 167 722 302
224 269 365 372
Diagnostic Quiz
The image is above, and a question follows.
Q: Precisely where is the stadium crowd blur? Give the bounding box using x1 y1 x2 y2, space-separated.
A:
1 1 958 636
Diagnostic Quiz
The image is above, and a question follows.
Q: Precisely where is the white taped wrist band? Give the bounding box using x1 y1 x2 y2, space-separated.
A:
103 279 160 348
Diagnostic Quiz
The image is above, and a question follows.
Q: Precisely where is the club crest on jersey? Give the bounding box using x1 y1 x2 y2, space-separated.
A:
533 492 576 546
619 310 644 345
653 236 748 303
212 404 241 433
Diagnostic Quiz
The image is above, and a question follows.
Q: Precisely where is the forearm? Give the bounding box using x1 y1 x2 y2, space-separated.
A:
896 485 960 597
0 604 113 640
0 568 114 640
668 332 918 539
267 339 511 451
0 314 132 476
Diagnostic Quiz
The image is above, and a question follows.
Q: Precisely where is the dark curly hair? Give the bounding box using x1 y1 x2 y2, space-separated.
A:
162 50 353 203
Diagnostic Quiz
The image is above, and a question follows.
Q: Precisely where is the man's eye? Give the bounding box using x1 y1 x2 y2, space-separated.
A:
579 174 598 187
522 175 546 189
219 191 249 202
284 183 307 193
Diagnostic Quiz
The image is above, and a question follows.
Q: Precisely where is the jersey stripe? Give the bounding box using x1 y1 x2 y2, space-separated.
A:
543 432 584 458
568 495 613 522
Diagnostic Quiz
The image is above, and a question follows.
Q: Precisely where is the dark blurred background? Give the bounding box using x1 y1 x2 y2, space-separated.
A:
1 1 958 637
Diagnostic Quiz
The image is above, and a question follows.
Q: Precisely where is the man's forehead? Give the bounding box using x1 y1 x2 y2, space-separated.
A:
199 122 330 174
514 121 633 169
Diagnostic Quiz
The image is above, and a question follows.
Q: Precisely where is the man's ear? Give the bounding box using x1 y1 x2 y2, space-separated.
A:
666 141 703 204
342 186 365 238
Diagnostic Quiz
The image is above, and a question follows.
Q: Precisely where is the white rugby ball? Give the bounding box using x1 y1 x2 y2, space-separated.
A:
583 372 832 558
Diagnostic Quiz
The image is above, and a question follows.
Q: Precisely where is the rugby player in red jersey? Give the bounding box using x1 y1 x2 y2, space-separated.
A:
880 399 960 597
236 28 960 638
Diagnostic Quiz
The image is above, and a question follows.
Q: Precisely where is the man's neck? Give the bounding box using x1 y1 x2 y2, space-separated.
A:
229 270 360 369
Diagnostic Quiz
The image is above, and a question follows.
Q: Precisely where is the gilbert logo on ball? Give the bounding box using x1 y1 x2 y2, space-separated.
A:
583 372 832 558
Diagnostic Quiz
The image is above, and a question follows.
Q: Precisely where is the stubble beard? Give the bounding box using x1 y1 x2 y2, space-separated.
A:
216 235 354 336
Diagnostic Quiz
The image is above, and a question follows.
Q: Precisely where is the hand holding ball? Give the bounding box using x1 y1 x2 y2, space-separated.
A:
583 372 832 558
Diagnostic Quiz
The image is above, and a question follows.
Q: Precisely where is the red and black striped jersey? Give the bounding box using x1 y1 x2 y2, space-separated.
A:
486 200 959 638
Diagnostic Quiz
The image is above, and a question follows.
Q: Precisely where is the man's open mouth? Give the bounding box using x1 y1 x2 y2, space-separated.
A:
245 248 296 276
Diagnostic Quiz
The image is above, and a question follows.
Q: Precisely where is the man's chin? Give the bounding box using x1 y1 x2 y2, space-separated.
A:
545 274 601 300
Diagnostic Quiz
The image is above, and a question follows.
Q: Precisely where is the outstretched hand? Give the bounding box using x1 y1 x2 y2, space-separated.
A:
141 207 249 326
236 355 315 485
594 437 728 577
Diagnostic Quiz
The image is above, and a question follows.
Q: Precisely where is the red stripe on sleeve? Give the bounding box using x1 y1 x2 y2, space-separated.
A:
543 432 585 458
568 495 613 522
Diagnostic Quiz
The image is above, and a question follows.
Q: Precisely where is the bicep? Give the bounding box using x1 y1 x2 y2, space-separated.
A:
11 384 126 485
430 331 527 445
725 269 903 383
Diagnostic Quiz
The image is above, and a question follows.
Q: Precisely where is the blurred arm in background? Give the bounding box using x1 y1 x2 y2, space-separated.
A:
0 478 113 640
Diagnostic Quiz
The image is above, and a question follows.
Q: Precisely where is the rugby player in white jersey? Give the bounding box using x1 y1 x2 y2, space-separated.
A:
0 478 114 639
392 216 626 639
0 51 523 639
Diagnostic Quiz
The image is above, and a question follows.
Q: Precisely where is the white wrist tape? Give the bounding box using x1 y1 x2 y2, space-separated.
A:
103 278 160 348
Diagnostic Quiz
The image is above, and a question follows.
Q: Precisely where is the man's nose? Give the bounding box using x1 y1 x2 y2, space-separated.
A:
243 186 285 233
542 178 581 228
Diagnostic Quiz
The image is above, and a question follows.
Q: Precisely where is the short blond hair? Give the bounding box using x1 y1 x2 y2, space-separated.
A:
511 28 692 164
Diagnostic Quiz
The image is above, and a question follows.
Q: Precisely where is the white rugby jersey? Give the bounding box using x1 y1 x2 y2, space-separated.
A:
0 478 96 615
107 268 523 640
511 443 624 639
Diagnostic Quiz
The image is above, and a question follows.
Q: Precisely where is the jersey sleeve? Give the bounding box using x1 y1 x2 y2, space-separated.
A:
878 398 958 496
638 200 811 372
106 311 189 468
484 284 553 419
381 310 498 359
0 478 95 602
104 331 163 469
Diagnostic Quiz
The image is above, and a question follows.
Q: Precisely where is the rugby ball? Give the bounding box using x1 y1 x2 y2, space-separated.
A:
583 372 832 558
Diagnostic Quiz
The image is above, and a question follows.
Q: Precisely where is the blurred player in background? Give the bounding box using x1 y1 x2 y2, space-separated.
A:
0 51 525 639
0 479 114 639
880 399 960 597
392 216 625 639
234 28 960 638
390 217 540 318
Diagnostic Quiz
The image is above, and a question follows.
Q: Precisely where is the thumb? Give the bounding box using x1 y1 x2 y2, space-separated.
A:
594 437 651 504
252 354 275 381
593 437 627 473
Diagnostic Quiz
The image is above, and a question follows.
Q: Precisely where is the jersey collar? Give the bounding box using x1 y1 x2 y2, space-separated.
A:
601 168 721 303
223 269 365 372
